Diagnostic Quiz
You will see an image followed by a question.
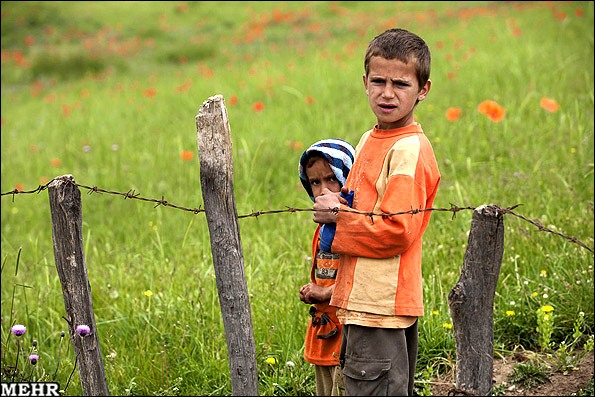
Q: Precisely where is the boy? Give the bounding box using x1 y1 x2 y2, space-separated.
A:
298 138 356 396
312 28 441 396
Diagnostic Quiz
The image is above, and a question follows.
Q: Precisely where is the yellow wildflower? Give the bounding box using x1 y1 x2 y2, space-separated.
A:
443 323 453 329
265 357 276 365
506 311 515 316
144 290 153 297
432 311 439 315
541 305 554 313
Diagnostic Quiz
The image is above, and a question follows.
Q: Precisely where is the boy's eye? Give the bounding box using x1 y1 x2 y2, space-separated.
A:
310 180 320 185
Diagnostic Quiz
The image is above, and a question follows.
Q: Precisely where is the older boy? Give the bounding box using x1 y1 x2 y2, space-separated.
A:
313 28 441 396
298 138 355 396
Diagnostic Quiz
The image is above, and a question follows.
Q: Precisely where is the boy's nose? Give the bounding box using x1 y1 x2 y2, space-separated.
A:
383 83 395 98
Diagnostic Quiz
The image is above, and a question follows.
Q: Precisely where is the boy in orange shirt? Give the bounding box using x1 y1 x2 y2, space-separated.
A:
298 138 355 396
313 28 441 396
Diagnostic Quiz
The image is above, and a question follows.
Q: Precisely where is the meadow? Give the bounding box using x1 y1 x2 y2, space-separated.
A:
1 1 593 395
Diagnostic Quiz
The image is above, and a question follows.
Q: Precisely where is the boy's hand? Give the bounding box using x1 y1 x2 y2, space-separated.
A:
313 188 347 224
299 283 334 304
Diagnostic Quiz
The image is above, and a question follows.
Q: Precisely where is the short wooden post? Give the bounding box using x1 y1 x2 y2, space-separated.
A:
447 205 505 396
195 95 259 396
48 175 109 396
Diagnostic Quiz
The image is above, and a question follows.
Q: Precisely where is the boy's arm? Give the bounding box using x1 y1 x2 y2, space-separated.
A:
332 140 440 259
332 175 431 258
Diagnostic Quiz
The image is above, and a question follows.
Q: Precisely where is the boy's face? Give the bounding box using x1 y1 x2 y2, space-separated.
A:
306 158 341 199
363 56 431 130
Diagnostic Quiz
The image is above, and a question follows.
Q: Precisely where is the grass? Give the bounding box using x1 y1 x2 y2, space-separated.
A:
577 378 595 396
510 361 551 389
1 1 594 395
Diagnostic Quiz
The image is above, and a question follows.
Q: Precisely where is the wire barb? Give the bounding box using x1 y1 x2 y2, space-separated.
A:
1 181 592 253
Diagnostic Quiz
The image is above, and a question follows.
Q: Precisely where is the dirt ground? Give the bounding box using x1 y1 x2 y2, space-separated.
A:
430 349 594 396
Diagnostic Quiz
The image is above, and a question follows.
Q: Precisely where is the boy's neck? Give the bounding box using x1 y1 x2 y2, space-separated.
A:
375 121 418 131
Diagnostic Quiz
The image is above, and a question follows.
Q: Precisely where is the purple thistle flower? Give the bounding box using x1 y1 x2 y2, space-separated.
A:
11 324 26 336
29 354 39 365
76 324 91 336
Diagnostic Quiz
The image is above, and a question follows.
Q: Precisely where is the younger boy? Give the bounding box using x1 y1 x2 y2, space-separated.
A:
313 28 441 396
298 138 355 396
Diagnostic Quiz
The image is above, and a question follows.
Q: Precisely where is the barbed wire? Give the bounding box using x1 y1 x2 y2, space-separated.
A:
2 178 593 254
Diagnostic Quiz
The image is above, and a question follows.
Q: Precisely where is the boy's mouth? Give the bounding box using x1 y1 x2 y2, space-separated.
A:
378 103 397 112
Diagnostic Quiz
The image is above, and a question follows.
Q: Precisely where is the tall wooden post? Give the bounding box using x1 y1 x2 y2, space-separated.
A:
195 95 259 396
447 205 505 396
47 175 109 396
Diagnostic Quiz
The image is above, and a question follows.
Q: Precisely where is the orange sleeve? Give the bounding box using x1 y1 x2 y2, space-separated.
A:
333 174 425 258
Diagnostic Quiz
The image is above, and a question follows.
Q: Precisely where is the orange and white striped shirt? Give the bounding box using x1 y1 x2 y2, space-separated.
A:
330 123 440 326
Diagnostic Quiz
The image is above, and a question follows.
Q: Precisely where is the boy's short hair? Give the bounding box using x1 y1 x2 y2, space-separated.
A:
364 28 431 88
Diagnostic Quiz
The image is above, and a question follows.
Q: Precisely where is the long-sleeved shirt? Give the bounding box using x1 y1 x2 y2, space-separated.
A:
330 122 440 318
304 225 343 366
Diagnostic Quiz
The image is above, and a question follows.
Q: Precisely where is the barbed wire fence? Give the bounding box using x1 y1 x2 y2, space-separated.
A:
2 177 593 254
3 172 593 396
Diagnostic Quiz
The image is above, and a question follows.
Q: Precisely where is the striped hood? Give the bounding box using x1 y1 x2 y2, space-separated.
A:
299 139 355 202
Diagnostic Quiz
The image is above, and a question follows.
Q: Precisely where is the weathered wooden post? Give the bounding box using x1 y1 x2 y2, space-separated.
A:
447 205 505 396
47 175 109 396
195 95 259 396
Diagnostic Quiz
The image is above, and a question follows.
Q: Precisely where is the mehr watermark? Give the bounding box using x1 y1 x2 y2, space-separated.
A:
1 382 60 396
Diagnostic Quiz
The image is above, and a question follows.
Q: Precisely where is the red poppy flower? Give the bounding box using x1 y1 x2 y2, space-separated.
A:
446 107 462 122
177 3 188 13
478 100 506 122
62 104 71 117
288 141 303 150
180 150 194 161
252 102 264 112
540 97 560 113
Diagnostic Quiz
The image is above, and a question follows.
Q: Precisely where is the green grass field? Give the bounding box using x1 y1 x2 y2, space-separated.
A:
1 1 593 395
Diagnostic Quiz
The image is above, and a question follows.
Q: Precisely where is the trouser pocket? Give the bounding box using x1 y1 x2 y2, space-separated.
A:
341 355 391 396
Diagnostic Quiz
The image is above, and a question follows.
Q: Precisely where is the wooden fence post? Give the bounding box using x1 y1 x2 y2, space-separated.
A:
447 204 505 396
47 175 109 396
195 95 259 396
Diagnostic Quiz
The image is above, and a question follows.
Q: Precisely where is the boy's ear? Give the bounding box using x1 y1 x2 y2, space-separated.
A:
363 74 369 95
417 79 431 102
